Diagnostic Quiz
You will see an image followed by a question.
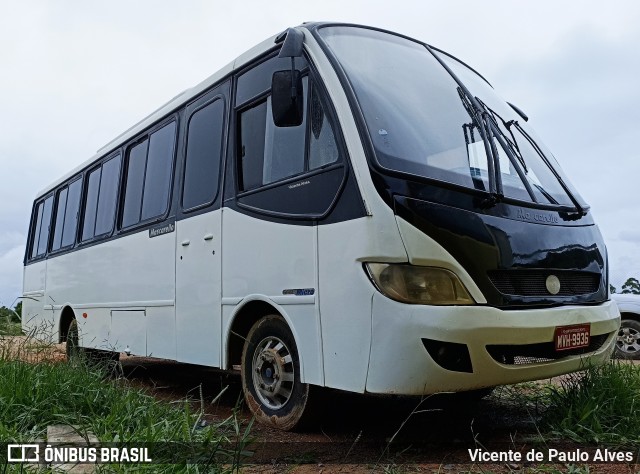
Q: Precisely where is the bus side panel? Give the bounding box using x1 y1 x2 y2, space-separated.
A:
317 216 408 393
22 260 52 338
175 210 223 367
221 208 323 385
44 230 176 358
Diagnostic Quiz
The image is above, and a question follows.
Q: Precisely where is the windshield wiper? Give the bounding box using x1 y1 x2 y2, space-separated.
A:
424 42 503 207
426 42 587 217
476 101 541 204
510 121 588 217
455 88 502 207
457 88 542 206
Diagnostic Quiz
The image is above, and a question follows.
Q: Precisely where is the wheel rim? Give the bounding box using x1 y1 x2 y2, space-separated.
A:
251 336 295 410
616 325 640 355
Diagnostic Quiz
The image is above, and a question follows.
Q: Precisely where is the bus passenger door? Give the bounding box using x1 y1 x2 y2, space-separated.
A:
175 86 228 367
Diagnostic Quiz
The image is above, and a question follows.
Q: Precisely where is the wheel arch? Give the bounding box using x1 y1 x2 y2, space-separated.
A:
620 311 640 323
58 306 76 344
224 296 303 374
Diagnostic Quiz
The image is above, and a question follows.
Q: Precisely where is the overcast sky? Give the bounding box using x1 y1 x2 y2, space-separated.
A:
0 0 638 305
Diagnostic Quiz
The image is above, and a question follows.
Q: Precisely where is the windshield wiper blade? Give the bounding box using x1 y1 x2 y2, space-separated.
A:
456 88 502 206
477 99 587 216
512 122 588 216
425 41 502 207
458 88 542 205
477 99 529 174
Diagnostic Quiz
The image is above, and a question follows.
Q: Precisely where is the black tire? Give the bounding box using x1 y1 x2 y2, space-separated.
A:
65 319 81 361
66 320 120 371
615 319 640 360
84 348 121 373
241 315 313 431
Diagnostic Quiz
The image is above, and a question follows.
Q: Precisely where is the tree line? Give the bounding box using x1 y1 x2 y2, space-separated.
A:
611 277 640 295
0 301 21 324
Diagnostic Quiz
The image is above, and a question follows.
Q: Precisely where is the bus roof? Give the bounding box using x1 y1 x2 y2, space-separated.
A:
35 31 283 198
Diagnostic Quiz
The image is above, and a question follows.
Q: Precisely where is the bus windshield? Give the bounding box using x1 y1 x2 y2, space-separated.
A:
318 26 584 208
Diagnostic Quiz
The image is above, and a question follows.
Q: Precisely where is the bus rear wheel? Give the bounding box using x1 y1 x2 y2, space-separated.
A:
65 319 81 361
65 319 119 369
241 315 311 431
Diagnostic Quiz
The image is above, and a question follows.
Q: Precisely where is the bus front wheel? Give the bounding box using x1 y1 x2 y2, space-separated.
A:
241 315 311 431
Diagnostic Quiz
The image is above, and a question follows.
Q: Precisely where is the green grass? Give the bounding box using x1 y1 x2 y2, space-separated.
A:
0 338 249 472
542 360 640 446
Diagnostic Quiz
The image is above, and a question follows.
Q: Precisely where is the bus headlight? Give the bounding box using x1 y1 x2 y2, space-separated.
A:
365 263 475 305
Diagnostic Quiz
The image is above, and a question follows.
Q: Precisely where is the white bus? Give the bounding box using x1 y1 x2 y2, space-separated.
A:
23 23 619 430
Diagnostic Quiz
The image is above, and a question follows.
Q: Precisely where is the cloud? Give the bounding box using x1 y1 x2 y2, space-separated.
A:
1 1 639 304
0 240 25 307
0 232 26 306
618 231 640 244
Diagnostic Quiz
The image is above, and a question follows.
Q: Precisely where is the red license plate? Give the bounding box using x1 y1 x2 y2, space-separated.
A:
554 324 591 351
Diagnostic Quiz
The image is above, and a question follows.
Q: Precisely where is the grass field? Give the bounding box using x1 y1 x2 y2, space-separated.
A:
0 336 249 473
2 325 638 472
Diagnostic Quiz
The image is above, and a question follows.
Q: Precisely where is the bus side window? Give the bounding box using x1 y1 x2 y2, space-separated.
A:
51 186 68 251
29 202 44 259
182 99 225 210
62 179 82 247
51 178 82 252
238 77 309 192
82 154 122 241
122 121 177 227
235 74 345 218
29 194 54 259
308 85 340 169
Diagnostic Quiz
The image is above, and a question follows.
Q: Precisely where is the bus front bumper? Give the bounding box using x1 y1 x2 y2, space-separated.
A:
365 294 620 395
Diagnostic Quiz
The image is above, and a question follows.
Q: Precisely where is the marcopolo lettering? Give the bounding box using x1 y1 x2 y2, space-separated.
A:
516 208 559 224
149 222 175 238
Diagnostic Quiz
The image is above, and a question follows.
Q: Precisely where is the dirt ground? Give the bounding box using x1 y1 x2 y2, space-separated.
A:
3 336 638 473
116 355 640 473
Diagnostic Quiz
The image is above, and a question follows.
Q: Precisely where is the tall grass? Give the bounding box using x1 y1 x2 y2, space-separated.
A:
0 336 249 472
543 360 640 445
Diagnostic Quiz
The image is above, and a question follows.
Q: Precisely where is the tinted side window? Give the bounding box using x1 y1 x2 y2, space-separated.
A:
30 202 44 259
51 187 68 252
122 121 176 227
82 168 101 241
239 102 267 191
183 100 225 210
62 178 82 248
263 91 307 184
36 196 53 257
141 122 176 220
94 155 121 236
81 154 121 241
122 140 148 228
238 77 308 191
234 77 347 218
309 86 340 169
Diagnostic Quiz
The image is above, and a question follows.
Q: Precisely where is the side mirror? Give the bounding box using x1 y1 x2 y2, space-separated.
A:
272 70 304 127
271 27 305 127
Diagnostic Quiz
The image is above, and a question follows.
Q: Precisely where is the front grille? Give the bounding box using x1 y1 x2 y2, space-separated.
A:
486 332 612 365
488 270 600 297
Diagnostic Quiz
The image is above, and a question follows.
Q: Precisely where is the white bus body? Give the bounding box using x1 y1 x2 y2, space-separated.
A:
23 24 619 430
